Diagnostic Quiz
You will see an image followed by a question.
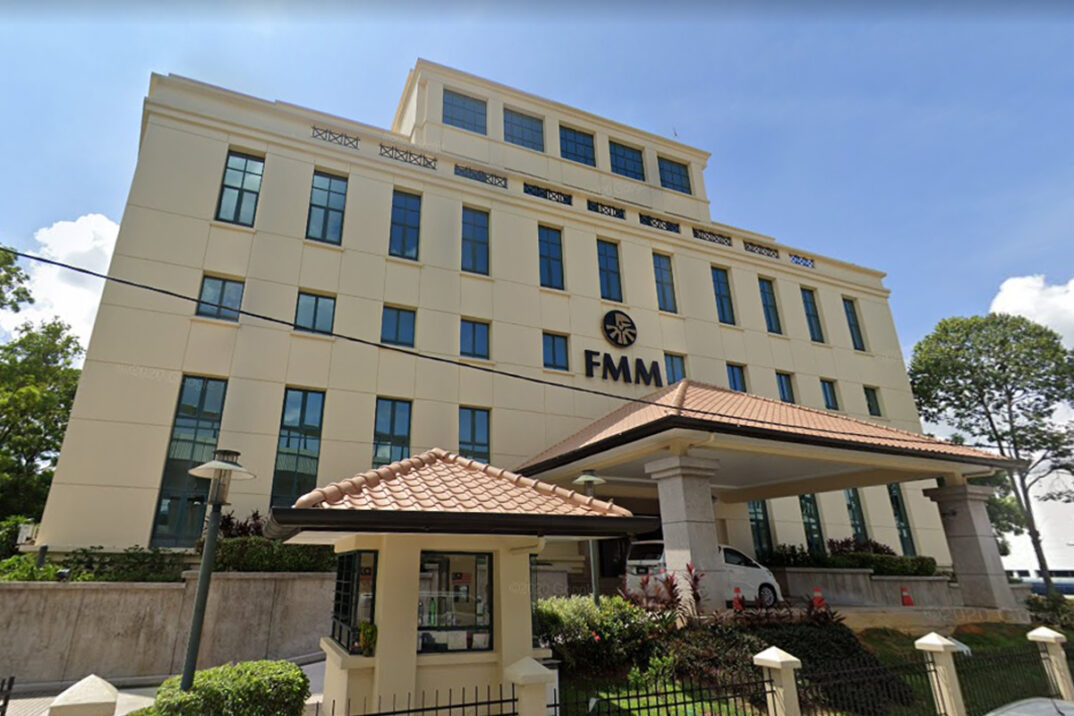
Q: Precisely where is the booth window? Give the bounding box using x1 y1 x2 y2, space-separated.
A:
332 551 378 654
417 552 492 653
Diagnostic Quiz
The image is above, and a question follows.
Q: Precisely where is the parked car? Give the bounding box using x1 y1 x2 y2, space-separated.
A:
624 540 783 607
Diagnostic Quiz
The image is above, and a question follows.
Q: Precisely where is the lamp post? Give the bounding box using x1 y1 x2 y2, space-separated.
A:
573 470 606 606
180 449 254 691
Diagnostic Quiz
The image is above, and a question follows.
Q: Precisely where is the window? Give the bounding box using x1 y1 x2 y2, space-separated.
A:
748 500 774 556
332 551 378 654
459 207 490 275
799 494 825 555
609 141 645 180
418 552 492 652
776 372 796 403
888 484 917 556
664 353 686 384
596 240 623 302
150 376 227 547
381 306 416 347
458 407 490 462
543 332 569 371
727 363 747 392
559 126 595 166
843 298 866 351
821 379 840 410
800 288 825 343
538 226 564 289
864 387 883 417
295 292 335 335
652 253 677 313
758 278 782 334
389 190 421 260
504 108 544 152
844 488 868 543
306 172 347 244
196 276 243 321
442 89 486 134
215 151 263 226
271 388 324 507
373 398 411 467
460 319 489 359
711 267 736 325
658 157 691 194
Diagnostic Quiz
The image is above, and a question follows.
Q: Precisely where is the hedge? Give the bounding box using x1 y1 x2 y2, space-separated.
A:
154 660 309 716
760 543 937 576
211 536 335 572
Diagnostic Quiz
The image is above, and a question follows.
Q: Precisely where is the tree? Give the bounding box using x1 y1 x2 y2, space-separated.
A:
909 314 1074 593
0 246 32 313
0 319 83 520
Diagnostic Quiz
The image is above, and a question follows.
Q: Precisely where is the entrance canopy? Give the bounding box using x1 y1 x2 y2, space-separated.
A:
516 380 1016 503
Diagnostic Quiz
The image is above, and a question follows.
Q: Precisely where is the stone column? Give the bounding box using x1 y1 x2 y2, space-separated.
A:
924 484 1017 609
645 455 727 612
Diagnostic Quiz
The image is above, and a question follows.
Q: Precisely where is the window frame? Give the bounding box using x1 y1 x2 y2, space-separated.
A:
460 318 490 359
652 252 678 313
331 550 378 654
503 107 544 152
843 297 867 351
664 353 686 384
864 386 883 417
381 306 417 348
542 332 569 371
442 89 487 135
887 484 917 556
215 150 264 227
306 171 348 245
461 206 490 275
657 156 692 194
196 275 244 322
417 551 493 654
758 278 783 334
776 372 796 404
373 397 412 468
800 287 825 343
458 406 491 462
748 500 774 557
596 240 623 302
389 189 422 261
820 379 840 411
844 488 869 543
711 266 737 325
609 140 645 181
538 225 565 290
294 292 336 335
727 363 747 392
270 387 325 507
559 125 596 166
799 493 826 556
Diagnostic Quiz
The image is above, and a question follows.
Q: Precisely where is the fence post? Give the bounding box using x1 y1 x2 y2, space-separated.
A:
915 632 967 716
505 657 555 716
754 646 802 716
1028 626 1074 701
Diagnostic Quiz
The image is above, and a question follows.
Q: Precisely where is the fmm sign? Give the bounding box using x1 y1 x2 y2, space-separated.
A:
585 311 664 387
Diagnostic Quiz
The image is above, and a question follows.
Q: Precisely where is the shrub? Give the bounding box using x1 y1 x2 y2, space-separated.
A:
827 537 896 556
62 546 186 582
661 622 768 684
1027 592 1074 630
154 660 309 716
760 543 936 576
533 595 663 673
219 510 265 537
0 553 64 581
210 536 334 572
0 515 31 559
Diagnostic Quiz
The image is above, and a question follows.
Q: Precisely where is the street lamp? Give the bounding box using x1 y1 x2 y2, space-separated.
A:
573 470 606 606
180 449 254 691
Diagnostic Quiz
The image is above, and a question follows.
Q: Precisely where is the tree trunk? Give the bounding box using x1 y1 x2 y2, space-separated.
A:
1017 468 1055 594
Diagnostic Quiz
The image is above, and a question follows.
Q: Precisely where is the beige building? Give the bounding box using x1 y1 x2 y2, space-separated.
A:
39 59 957 578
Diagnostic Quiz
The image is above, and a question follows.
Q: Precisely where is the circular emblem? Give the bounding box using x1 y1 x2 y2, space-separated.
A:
602 310 637 348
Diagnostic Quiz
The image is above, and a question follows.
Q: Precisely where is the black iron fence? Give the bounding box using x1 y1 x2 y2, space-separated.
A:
316 685 518 716
0 676 12 716
796 654 939 716
549 669 773 716
955 646 1058 716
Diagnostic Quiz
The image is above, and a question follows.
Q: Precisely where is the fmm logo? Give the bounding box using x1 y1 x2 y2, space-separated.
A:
586 310 663 387
602 310 637 347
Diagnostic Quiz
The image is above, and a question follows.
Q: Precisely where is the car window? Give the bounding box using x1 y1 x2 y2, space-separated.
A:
724 548 747 566
628 543 664 561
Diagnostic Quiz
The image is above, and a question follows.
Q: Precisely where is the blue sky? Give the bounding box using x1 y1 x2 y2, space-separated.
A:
1 5 1072 351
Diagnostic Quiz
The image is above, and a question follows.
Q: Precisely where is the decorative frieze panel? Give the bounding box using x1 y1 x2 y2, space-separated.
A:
587 200 625 219
639 214 681 234
692 228 733 247
379 144 437 170
311 126 359 150
454 164 508 189
790 253 815 268
744 241 780 259
524 183 573 205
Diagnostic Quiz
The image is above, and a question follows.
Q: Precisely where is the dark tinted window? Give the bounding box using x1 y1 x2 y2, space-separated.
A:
658 157 691 194
295 293 335 334
373 398 411 467
442 89 486 134
460 319 489 359
560 126 595 166
389 190 421 260
271 388 324 507
538 226 564 289
307 172 347 244
382 306 416 347
216 151 263 226
197 276 243 321
609 141 645 180
543 333 568 370
504 108 544 151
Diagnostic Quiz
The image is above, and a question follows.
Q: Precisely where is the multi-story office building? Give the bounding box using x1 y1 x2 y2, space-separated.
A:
37 59 953 574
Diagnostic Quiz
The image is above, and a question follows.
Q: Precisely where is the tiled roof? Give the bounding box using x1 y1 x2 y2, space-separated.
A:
294 447 633 516
518 379 1010 472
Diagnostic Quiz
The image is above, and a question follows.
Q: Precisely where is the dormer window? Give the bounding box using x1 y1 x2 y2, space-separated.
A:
443 89 487 135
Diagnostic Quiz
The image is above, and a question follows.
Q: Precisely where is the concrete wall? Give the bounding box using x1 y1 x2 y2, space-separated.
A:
0 571 332 686
770 567 963 608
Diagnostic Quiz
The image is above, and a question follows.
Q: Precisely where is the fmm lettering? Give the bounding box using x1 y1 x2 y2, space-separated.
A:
584 350 663 387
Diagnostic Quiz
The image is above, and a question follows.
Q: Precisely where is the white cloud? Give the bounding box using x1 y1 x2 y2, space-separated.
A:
990 275 1074 348
0 214 119 350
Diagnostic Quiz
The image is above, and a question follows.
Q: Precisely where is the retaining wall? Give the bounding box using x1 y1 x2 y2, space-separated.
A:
770 566 963 607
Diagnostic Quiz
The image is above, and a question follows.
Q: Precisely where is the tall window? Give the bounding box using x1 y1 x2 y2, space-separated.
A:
543 332 569 371
864 387 883 417
664 353 686 384
843 298 867 351
652 253 677 313
215 151 263 226
271 388 324 507
295 292 335 335
748 501 774 556
151 376 227 547
758 278 782 334
389 190 421 260
461 207 489 275
373 398 411 467
727 363 747 392
776 372 796 403
821 379 840 410
800 288 825 343
460 319 489 359
504 108 544 152
418 552 492 652
381 306 416 347
306 172 347 244
658 157 691 194
458 407 490 462
609 141 645 180
332 551 378 654
888 484 917 556
711 267 736 325
442 89 486 134
597 240 623 302
844 488 868 543
560 126 595 166
538 226 564 290
197 276 243 322
799 494 825 555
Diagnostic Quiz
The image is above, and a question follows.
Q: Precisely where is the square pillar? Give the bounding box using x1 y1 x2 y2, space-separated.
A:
645 455 728 612
924 483 1017 609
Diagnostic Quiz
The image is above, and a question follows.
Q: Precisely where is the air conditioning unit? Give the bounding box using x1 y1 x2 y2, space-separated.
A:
17 521 38 545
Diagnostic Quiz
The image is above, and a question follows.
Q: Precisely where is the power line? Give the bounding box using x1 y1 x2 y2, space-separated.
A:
0 246 1002 455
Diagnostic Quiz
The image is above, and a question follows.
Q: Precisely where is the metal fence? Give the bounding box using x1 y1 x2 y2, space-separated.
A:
549 669 774 716
0 676 12 716
955 646 1058 716
315 685 518 716
796 654 940 716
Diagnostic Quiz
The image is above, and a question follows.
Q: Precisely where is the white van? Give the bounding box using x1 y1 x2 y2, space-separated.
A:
624 540 783 608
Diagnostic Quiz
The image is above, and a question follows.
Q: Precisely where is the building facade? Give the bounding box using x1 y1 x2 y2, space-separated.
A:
36 60 951 570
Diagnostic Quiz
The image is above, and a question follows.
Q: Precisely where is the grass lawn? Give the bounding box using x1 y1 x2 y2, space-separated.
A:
556 679 765 716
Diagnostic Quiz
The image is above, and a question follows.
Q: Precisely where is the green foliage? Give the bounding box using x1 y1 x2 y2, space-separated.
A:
0 514 31 559
533 595 663 673
62 546 187 582
1026 592 1074 630
0 553 64 581
761 543 937 576
660 622 769 683
0 247 32 313
357 621 377 656
626 653 677 688
125 708 157 716
154 660 309 716
210 536 335 572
